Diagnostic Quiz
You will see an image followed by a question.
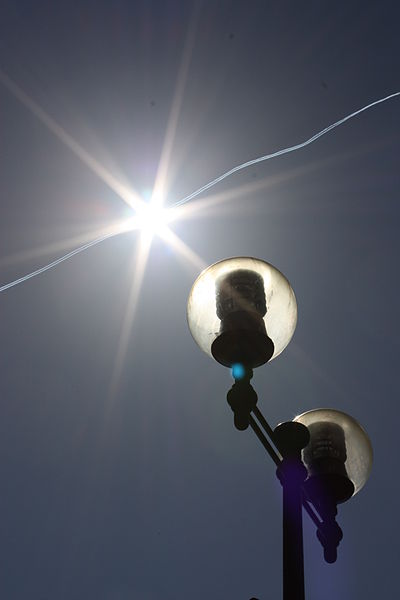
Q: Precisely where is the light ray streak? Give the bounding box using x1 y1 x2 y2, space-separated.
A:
158 227 206 271
105 220 205 402
172 161 328 222
0 222 125 269
108 232 153 401
172 138 388 222
0 221 136 293
172 91 400 207
0 70 144 211
152 7 198 204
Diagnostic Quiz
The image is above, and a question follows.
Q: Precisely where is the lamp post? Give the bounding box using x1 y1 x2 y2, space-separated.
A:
187 257 373 600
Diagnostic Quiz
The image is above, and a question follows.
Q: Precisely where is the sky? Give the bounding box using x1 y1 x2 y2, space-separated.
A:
0 1 399 599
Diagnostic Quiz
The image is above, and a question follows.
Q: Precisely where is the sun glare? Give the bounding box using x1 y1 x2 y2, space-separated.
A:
128 198 176 237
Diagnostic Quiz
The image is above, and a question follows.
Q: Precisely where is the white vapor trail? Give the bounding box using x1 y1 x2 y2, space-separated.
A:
0 91 399 293
0 231 119 292
172 91 400 207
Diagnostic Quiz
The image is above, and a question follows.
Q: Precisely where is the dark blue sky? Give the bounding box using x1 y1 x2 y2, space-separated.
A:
0 2 399 599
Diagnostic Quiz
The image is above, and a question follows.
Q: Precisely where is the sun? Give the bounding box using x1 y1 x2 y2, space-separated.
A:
135 201 174 236
122 192 177 240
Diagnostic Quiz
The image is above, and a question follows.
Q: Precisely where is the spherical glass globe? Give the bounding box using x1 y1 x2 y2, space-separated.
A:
187 257 297 368
294 409 373 500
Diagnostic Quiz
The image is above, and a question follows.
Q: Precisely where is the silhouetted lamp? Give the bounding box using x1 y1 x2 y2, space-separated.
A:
187 256 373 600
294 409 373 503
187 257 297 368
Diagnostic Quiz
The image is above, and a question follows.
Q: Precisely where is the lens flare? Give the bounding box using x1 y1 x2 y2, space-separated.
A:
132 202 174 236
232 363 246 380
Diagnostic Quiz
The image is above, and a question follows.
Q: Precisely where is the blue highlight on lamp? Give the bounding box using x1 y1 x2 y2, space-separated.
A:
232 363 246 380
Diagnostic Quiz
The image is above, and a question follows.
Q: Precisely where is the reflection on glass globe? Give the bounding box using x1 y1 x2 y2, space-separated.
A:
187 257 297 368
294 409 373 501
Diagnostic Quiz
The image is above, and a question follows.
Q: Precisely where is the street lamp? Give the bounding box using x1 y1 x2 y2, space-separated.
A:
187 257 372 600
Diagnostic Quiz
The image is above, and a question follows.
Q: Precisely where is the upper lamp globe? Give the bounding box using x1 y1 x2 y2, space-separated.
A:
187 257 297 369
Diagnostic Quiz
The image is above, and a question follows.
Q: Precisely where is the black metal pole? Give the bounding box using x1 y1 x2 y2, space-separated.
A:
275 422 310 600
280 459 306 600
226 375 325 598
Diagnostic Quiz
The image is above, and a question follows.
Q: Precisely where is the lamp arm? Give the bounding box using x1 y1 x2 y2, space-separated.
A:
226 374 343 562
252 404 344 562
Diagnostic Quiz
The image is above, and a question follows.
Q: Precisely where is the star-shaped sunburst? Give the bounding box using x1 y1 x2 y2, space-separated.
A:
0 67 208 400
2 66 398 399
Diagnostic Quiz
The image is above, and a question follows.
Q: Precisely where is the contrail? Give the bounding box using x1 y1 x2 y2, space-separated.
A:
0 91 398 293
0 70 144 211
0 231 119 293
172 91 400 207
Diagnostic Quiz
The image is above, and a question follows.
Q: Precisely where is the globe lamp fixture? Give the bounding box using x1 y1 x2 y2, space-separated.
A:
294 408 373 503
187 257 297 368
187 256 373 600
